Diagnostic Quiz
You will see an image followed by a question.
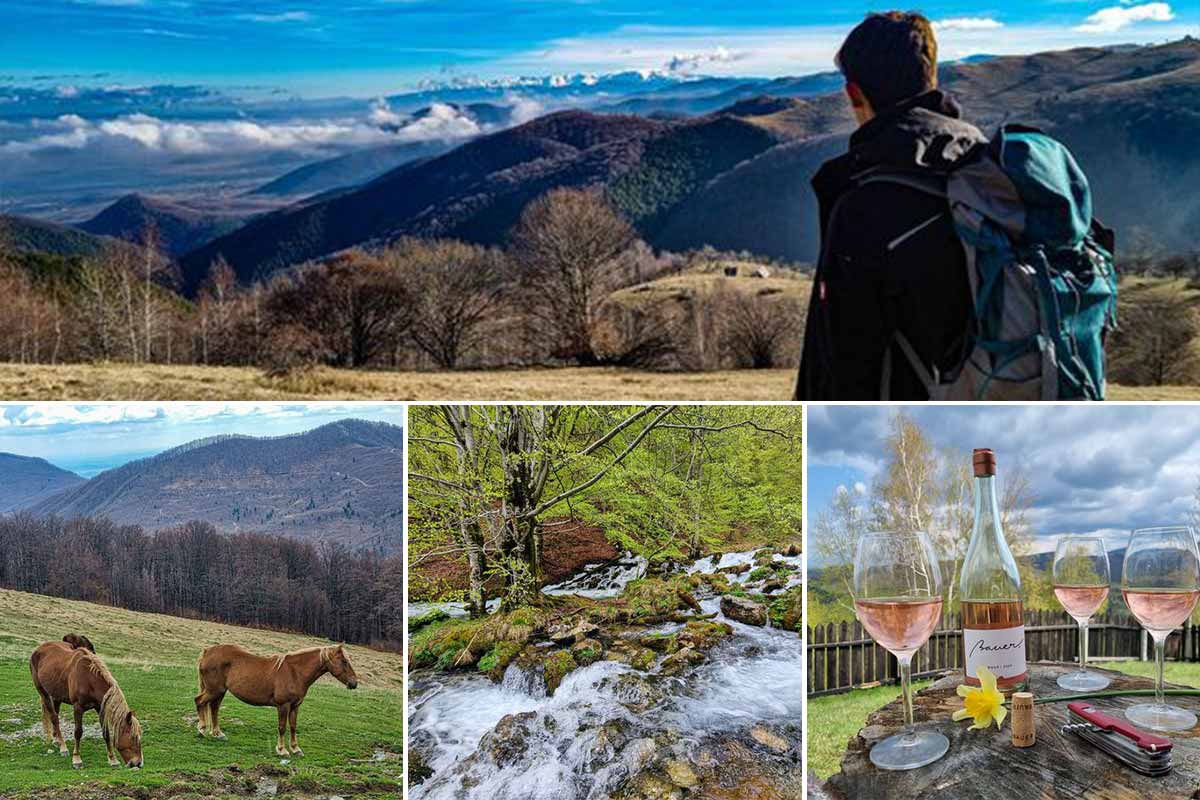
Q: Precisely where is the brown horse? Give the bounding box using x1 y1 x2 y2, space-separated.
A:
195 643 358 756
62 633 95 652
29 639 143 769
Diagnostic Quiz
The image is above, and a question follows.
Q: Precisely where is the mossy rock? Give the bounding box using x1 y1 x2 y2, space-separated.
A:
408 608 450 633
640 632 679 654
543 649 579 695
769 587 802 632
479 640 525 680
677 620 733 651
754 549 776 567
747 567 772 582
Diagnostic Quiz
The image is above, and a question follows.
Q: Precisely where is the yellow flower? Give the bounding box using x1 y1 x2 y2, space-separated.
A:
953 665 1008 731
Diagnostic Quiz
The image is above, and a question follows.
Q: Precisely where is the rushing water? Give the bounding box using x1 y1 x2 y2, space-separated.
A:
542 552 647 599
410 549 802 800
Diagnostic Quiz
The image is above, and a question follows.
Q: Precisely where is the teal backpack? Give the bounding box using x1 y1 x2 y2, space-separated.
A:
863 124 1118 400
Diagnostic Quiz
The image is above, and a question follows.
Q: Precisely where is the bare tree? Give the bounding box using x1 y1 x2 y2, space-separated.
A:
384 239 508 369
720 287 805 369
263 251 413 368
510 188 637 364
1109 288 1200 386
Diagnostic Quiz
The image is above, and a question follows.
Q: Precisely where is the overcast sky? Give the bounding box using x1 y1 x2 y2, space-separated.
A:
0 403 404 477
2 1 1194 95
808 404 1200 558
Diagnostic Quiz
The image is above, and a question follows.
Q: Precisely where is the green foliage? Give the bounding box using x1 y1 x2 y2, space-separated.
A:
748 567 772 582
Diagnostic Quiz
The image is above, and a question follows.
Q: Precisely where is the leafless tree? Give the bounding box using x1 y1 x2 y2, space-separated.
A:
510 187 637 364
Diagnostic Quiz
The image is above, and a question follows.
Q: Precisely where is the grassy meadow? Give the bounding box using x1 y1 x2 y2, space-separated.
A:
807 661 1200 781
0 362 1191 401
0 589 402 799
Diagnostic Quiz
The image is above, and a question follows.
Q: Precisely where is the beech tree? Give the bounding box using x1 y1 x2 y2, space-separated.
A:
510 188 636 364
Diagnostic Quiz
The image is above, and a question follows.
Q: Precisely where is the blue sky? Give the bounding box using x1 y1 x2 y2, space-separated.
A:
2 1 1196 96
0 403 404 477
808 404 1200 559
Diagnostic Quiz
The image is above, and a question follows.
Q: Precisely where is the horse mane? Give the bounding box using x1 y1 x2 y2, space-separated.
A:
100 684 140 745
78 652 140 744
271 645 333 672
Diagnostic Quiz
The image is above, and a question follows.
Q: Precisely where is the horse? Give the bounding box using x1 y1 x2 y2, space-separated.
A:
29 639 143 769
195 643 358 756
62 633 95 652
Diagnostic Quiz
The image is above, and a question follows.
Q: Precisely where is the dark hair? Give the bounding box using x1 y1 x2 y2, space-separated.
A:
835 11 938 111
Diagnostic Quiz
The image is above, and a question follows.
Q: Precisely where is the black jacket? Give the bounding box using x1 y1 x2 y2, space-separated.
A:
794 90 987 400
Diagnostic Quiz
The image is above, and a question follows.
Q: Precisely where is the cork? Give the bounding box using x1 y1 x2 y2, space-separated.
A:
1012 692 1035 748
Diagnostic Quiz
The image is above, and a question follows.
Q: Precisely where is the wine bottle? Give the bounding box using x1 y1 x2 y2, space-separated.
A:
960 448 1028 690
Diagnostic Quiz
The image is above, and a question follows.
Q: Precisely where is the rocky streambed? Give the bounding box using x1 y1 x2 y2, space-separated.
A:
408 548 803 800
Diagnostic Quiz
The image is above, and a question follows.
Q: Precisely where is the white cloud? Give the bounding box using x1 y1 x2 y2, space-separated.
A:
237 11 312 23
664 45 747 75
933 17 1004 32
1075 2 1174 34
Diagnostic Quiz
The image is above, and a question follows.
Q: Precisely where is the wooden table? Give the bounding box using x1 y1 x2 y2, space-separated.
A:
821 662 1200 800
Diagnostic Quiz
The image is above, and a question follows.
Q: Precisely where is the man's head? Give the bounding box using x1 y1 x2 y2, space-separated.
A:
835 11 938 125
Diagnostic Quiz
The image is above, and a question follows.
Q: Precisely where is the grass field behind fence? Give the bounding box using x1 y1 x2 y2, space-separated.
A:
0 589 403 799
806 662 1200 781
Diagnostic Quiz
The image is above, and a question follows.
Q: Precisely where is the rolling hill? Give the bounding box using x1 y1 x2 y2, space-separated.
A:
170 38 1200 285
0 453 84 512
178 108 795 291
0 214 115 257
26 419 405 551
77 193 244 257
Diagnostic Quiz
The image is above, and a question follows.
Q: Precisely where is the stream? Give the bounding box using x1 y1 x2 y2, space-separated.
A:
409 549 803 800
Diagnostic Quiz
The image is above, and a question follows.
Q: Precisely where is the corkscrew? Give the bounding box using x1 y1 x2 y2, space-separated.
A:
1060 702 1173 776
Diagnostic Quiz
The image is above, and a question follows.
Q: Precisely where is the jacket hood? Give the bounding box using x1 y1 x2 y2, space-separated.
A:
813 90 986 204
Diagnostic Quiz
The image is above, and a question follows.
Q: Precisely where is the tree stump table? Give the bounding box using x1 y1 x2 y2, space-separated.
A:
822 661 1200 800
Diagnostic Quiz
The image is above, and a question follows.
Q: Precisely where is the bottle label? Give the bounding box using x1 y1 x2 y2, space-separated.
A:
964 625 1026 680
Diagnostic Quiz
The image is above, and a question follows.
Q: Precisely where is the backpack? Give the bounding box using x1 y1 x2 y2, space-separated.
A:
861 124 1118 400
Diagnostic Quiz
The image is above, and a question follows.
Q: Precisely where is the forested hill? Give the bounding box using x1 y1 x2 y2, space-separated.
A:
0 453 84 512
27 419 404 552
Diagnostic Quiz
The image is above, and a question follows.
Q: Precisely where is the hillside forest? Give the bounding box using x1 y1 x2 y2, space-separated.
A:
408 404 803 612
0 514 404 651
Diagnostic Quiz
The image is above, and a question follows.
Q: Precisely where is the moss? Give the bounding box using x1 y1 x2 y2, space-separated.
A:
769 587 803 632
409 617 483 670
543 650 579 695
640 632 679 653
574 647 600 666
478 640 524 678
408 609 450 633
619 576 694 621
747 567 772 582
678 620 733 651
631 647 658 671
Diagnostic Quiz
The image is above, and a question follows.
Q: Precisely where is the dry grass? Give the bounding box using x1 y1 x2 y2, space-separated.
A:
0 361 1193 401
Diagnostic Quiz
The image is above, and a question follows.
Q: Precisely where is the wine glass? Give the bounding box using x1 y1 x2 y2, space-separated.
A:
1052 535 1111 692
1121 526 1200 731
854 531 947 770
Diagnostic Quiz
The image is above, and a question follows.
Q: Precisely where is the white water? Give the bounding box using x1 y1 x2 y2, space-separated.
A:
542 552 647 599
411 549 801 800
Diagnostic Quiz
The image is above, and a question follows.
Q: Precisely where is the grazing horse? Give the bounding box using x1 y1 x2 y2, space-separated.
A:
195 643 358 756
29 640 143 769
62 633 95 652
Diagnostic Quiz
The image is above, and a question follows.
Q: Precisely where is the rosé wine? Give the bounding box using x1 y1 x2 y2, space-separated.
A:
1123 588 1200 633
855 597 943 657
1053 584 1109 620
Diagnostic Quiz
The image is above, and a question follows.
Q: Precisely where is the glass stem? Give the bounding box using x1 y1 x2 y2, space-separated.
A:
899 655 915 735
1078 619 1088 674
1155 636 1166 707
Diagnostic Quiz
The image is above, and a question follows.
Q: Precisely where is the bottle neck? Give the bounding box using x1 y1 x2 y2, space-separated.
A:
973 474 1001 532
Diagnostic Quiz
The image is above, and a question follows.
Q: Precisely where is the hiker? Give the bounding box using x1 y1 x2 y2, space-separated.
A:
796 11 1116 401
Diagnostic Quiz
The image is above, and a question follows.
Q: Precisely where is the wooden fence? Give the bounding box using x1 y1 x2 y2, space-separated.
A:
807 609 1200 696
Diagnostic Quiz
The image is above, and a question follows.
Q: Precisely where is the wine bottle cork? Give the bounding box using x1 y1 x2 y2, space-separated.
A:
1012 692 1035 748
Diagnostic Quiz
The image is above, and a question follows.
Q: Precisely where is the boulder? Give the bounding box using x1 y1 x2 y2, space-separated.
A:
481 711 538 767
718 563 752 576
750 726 791 754
721 595 768 627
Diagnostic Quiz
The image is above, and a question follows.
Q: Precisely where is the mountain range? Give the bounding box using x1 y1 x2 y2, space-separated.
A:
168 39 1199 287
1 420 404 551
